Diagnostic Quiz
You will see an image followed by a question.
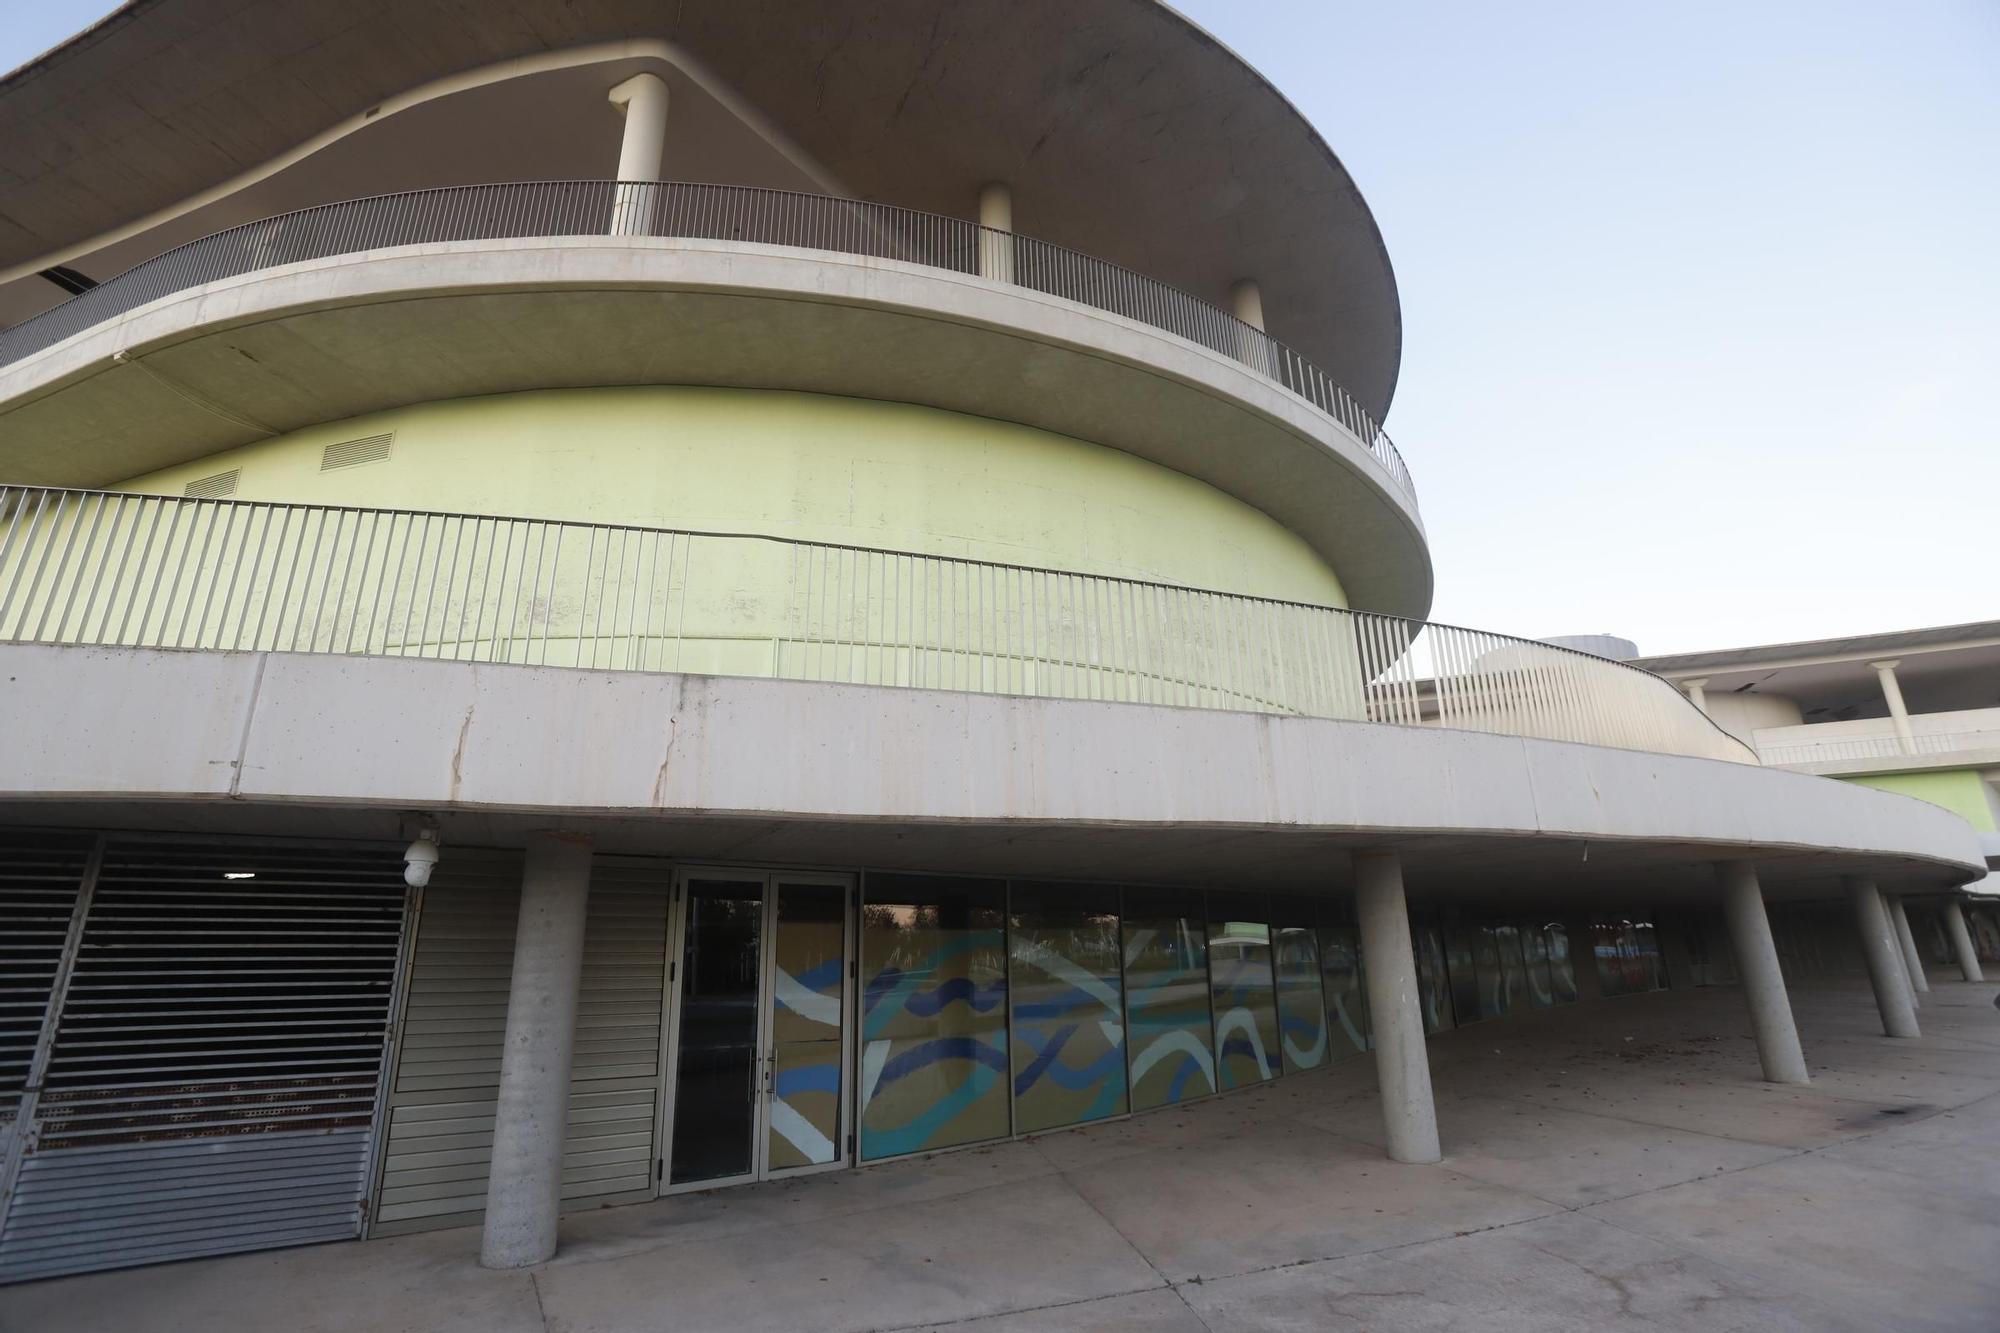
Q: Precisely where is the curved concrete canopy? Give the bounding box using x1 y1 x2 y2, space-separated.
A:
0 645 1981 900
0 0 1403 419
0 238 1434 617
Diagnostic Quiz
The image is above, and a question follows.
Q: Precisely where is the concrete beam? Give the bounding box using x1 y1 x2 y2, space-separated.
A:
0 644 1985 897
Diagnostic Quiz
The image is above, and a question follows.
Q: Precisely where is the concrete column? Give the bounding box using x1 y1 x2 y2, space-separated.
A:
1353 850 1441 1164
1717 860 1810 1084
607 72 670 235
1846 878 1920 1038
1227 278 1276 376
1682 678 1710 715
1868 660 1916 753
481 832 594 1269
1228 279 1266 332
977 181 1014 283
1943 899 1985 982
1888 896 1930 996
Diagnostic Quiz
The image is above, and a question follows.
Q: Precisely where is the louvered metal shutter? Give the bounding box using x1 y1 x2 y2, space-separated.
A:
372 853 668 1236
0 833 409 1283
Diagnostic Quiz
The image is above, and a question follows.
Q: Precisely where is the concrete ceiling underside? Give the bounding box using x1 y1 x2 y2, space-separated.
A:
0 0 1404 419
0 800 1973 906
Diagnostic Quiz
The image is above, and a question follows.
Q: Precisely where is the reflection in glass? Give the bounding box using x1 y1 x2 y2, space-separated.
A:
1009 883 1127 1133
859 875 1008 1160
1474 924 1507 1020
1317 922 1370 1054
1122 890 1216 1110
1546 923 1578 1003
1412 918 1453 1033
1273 921 1327 1074
767 882 846 1170
670 879 763 1185
1494 924 1531 1017
1632 920 1664 991
1209 905 1280 1090
1443 918 1481 1023
1520 921 1557 1008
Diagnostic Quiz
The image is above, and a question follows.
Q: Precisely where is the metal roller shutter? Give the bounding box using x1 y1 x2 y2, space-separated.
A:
372 853 669 1236
0 833 410 1284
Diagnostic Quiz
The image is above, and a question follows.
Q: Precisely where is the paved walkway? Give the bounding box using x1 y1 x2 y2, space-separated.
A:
7 979 1999 1332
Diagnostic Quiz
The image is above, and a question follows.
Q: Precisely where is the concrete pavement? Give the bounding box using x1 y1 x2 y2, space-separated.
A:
5 979 1997 1332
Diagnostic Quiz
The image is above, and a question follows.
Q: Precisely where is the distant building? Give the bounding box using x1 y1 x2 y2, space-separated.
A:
1637 623 2000 958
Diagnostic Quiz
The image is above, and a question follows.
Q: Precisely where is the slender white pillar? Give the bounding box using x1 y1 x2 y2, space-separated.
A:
1353 850 1441 1164
1229 278 1266 331
1868 659 1916 753
1888 896 1930 995
1943 899 1985 982
607 72 670 235
977 181 1014 283
1717 860 1810 1084
1227 278 1275 375
481 832 594 1269
1846 878 1920 1038
1682 678 1710 715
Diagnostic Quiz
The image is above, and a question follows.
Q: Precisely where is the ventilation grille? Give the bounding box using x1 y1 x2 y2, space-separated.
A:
320 433 394 472
181 470 239 499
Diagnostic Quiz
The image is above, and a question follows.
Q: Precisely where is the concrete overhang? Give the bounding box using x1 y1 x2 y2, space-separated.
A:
0 644 1981 902
0 0 1404 419
0 237 1433 617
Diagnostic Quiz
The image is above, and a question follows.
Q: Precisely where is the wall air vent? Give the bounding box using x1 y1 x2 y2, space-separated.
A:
182 469 240 499
320 433 394 472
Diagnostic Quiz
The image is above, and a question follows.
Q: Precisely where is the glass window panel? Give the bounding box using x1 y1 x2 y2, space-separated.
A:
1520 921 1556 1009
1494 924 1532 1017
1122 888 1215 1110
1274 923 1327 1074
1413 918 1453 1032
1633 919 1664 991
669 879 763 1185
767 881 846 1171
1474 924 1508 1021
1592 920 1628 997
1009 882 1127 1134
859 874 1008 1160
1546 923 1578 1003
1209 898 1281 1089
1317 922 1370 1055
1443 917 1481 1023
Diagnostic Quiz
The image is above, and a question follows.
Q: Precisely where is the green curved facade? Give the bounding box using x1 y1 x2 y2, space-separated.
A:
120 387 1349 608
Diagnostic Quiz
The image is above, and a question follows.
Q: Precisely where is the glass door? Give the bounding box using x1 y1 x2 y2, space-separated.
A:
663 870 853 1191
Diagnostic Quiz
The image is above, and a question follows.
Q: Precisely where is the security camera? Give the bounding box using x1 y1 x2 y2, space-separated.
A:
403 830 440 889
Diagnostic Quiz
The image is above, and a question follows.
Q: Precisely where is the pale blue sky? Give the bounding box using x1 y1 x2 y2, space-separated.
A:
7 3 1996 652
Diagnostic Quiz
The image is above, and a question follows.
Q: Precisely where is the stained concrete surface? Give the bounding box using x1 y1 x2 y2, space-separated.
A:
5 981 1998 1332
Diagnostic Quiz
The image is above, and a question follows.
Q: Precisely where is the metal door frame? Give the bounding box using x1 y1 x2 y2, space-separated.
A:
657 867 855 1196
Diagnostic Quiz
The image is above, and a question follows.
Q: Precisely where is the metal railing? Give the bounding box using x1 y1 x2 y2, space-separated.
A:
1757 728 2000 767
0 486 1749 762
0 180 1415 506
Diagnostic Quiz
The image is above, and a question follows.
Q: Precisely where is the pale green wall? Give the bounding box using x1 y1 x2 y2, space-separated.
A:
1843 770 2000 832
120 387 1347 606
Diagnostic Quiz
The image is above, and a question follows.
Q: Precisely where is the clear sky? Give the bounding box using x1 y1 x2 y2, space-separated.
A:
6 2 1996 654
